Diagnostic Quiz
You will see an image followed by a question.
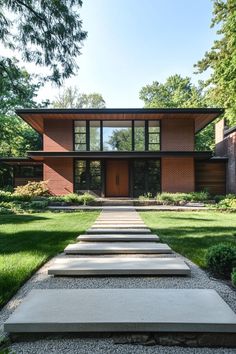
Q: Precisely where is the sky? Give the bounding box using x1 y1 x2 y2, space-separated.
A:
7 0 218 108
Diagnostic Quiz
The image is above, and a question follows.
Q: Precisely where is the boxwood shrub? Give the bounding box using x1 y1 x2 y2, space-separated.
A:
205 244 236 278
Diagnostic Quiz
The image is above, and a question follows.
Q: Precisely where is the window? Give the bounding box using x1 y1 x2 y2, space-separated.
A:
90 121 101 151
74 160 101 193
148 121 160 151
74 121 86 151
133 160 160 197
134 121 145 151
103 121 132 151
14 165 43 178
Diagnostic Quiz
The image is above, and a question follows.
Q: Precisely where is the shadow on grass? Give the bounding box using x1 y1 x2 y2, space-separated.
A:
0 214 50 225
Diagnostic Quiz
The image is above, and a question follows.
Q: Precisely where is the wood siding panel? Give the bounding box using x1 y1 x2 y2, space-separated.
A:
195 161 226 195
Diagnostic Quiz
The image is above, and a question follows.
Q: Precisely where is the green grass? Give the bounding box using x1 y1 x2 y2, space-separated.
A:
140 211 236 268
0 211 98 308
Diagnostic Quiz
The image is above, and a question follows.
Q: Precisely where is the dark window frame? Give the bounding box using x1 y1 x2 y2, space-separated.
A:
14 165 43 178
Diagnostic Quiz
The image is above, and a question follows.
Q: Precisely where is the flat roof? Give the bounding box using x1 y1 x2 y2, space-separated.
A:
16 108 224 134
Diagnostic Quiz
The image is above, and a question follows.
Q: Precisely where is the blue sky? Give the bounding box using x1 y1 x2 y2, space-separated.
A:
37 0 216 107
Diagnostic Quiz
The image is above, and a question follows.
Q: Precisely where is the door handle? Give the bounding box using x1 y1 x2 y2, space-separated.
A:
116 175 119 185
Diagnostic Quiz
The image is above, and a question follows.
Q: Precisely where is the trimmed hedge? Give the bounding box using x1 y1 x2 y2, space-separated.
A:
205 244 236 278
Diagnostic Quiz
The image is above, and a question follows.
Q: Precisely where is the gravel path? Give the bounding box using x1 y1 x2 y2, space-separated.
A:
1 253 236 354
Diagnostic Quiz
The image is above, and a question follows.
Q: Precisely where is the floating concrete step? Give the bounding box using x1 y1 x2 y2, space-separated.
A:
48 256 190 276
64 242 172 254
76 234 159 242
94 221 145 224
87 228 151 234
90 225 148 230
5 289 236 333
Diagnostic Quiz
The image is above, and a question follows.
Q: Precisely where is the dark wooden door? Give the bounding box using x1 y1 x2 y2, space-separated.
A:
106 160 129 197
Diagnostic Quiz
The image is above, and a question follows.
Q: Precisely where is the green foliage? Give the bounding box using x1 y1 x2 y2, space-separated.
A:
217 194 236 209
53 86 106 108
14 181 49 198
195 0 236 126
156 191 210 205
0 1 87 84
107 129 131 151
27 200 49 210
231 268 236 287
138 193 153 201
205 244 236 278
63 192 95 205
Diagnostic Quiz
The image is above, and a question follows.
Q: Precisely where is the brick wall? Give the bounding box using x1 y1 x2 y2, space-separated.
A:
43 119 73 151
161 118 194 151
162 157 195 192
44 158 73 195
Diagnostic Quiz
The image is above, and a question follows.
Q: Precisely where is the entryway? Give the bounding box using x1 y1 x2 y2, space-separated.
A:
105 160 129 197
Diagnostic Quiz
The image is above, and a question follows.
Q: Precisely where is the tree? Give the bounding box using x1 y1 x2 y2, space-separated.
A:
0 59 44 157
139 75 215 150
195 0 236 126
107 129 131 151
0 0 87 84
53 87 106 108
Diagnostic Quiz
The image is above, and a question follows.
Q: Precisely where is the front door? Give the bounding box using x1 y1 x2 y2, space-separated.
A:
106 160 129 197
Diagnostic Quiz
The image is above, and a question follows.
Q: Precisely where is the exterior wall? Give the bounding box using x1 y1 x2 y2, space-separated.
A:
161 118 194 151
43 119 73 151
44 158 73 195
195 161 226 195
161 157 195 192
215 119 236 193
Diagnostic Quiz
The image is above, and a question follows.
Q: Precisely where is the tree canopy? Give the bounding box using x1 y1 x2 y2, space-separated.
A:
195 0 236 126
0 0 87 84
53 87 106 108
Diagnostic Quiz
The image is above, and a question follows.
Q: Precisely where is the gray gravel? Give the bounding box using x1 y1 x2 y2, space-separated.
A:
1 211 236 354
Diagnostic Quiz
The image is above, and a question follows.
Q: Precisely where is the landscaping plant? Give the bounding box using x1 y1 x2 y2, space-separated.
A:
205 244 236 278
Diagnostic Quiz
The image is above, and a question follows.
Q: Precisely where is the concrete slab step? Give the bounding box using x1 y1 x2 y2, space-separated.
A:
64 242 172 254
90 225 148 229
48 256 190 276
87 228 151 234
76 234 159 242
5 289 236 333
94 221 144 224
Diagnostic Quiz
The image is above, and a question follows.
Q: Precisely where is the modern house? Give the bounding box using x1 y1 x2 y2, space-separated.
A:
1 108 229 197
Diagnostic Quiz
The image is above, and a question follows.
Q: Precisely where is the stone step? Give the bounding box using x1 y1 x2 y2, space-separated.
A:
64 242 172 254
76 234 159 242
90 225 148 229
87 228 151 234
5 289 236 334
94 220 144 224
48 256 190 276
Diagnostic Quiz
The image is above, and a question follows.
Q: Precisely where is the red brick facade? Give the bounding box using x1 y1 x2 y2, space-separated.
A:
44 158 73 195
44 119 73 151
161 157 195 192
161 118 194 151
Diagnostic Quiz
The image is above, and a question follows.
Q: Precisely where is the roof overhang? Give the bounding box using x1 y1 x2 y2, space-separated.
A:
0 157 42 166
16 108 224 134
27 150 213 161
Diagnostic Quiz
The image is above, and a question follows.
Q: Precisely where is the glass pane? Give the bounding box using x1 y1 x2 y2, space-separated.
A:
74 121 86 133
149 134 160 144
75 143 86 151
148 143 160 151
75 160 87 189
20 166 34 178
34 165 43 178
103 121 132 151
133 160 160 197
90 121 101 151
75 134 86 144
148 120 160 133
134 121 145 151
89 160 101 190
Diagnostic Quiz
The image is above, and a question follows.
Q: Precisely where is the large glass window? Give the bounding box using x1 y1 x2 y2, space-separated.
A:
14 165 43 178
103 121 132 151
74 160 101 193
90 121 101 151
74 121 86 151
148 121 160 151
133 160 161 197
74 120 161 151
134 121 145 151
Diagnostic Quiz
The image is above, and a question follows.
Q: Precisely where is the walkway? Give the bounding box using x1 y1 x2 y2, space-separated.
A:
2 208 236 352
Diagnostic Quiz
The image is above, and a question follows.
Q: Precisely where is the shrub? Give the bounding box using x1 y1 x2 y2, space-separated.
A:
205 244 236 278
27 200 49 209
231 268 236 287
0 206 14 215
0 191 13 202
138 192 153 201
80 192 95 205
218 195 236 209
156 191 210 205
14 181 49 198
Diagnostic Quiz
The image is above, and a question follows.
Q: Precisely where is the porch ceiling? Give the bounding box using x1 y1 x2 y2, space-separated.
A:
16 108 223 135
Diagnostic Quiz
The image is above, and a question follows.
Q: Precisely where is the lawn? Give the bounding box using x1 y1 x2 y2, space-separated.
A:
140 211 236 268
0 211 98 308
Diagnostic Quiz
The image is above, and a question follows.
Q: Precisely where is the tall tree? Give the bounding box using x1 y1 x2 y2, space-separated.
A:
53 87 106 108
0 0 87 84
139 75 215 150
195 0 236 126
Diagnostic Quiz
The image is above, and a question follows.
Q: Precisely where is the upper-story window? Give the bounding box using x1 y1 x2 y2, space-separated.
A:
74 120 160 151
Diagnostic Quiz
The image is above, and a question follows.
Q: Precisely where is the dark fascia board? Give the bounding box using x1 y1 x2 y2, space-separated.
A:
16 107 224 115
28 151 213 159
0 157 42 165
224 125 236 137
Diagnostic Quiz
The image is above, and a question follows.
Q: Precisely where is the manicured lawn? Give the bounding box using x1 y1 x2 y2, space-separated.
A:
140 211 236 268
0 211 98 308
